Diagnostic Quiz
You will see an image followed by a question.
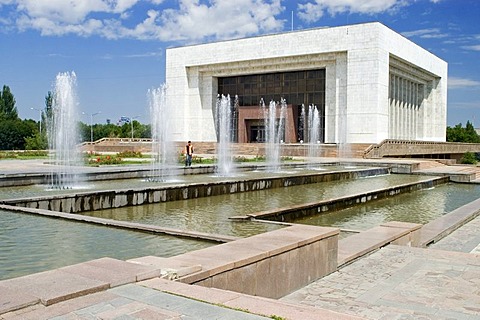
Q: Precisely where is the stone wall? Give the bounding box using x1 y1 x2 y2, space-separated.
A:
163 225 339 299
1 168 389 213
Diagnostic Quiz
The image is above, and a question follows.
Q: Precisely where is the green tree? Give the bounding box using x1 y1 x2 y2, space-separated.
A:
446 121 480 143
0 119 36 150
25 132 48 150
0 85 18 120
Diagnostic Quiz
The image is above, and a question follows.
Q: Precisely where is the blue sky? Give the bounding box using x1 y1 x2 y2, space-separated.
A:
0 0 479 127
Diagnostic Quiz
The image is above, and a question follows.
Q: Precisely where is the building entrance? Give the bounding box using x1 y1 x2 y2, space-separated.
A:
249 125 266 143
218 69 326 144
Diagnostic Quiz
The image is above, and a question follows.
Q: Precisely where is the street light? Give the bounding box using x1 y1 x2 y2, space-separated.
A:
130 115 140 140
31 107 42 133
82 111 101 144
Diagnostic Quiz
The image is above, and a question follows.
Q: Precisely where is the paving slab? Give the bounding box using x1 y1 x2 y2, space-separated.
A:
0 286 39 315
0 269 110 306
110 284 270 320
282 245 480 320
139 278 364 320
59 258 157 288
337 225 409 265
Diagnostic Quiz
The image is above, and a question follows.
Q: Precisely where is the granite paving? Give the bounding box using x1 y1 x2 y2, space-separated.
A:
282 215 480 320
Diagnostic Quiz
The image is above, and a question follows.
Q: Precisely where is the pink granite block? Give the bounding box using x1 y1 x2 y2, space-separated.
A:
254 259 272 297
195 276 213 288
381 221 422 231
296 244 315 285
223 242 269 268
289 247 306 292
129 256 202 278
0 285 39 315
211 271 228 289
230 236 295 257
359 226 408 241
127 255 170 267
267 253 290 299
59 264 132 288
0 269 109 306
226 263 257 295
1 291 119 320
179 248 237 275
85 257 160 281
282 225 339 247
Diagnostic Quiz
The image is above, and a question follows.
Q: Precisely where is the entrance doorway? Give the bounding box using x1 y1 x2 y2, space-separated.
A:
250 125 266 143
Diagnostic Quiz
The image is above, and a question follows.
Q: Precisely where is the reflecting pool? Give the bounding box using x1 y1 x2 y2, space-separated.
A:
294 183 480 230
0 210 213 281
82 174 443 237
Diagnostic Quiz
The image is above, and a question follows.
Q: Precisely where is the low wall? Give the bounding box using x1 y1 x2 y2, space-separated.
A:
132 224 339 299
248 176 449 222
337 221 422 266
1 168 389 214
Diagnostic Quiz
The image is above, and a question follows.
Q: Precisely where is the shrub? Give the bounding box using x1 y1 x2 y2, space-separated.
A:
461 152 477 164
117 151 143 158
88 155 123 166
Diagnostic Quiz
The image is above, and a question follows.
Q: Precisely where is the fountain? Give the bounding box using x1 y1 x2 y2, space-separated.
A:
215 94 235 176
47 71 82 189
337 98 349 158
261 98 286 172
306 104 321 166
148 84 176 181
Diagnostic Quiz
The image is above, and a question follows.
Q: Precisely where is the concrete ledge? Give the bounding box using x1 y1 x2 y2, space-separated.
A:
0 286 39 315
0 167 388 213
0 258 162 314
59 257 161 287
0 269 110 307
163 224 339 298
338 221 422 267
419 197 480 247
249 176 448 222
0 204 237 243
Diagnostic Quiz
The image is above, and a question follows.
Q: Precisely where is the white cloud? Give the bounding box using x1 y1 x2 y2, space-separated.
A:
448 77 480 89
401 28 448 39
14 0 136 24
155 0 285 42
461 44 480 51
297 0 407 23
0 0 285 42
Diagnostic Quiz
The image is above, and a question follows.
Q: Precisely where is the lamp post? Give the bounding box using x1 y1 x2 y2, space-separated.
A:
130 115 140 140
31 107 42 133
82 111 101 144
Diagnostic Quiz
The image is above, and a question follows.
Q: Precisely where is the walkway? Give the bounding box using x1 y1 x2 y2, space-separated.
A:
281 215 480 319
1 215 478 320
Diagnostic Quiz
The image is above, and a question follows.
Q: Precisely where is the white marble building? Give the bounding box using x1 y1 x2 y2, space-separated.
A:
165 22 447 144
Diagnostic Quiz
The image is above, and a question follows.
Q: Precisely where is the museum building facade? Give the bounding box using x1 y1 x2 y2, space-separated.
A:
165 22 447 144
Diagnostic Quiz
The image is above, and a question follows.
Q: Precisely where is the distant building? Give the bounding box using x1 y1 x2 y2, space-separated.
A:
165 22 448 144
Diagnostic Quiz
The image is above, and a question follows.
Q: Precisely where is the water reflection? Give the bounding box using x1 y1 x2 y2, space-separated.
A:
82 174 444 237
0 210 213 281
294 183 480 230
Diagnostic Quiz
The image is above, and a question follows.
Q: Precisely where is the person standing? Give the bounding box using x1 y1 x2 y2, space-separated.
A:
185 141 194 166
